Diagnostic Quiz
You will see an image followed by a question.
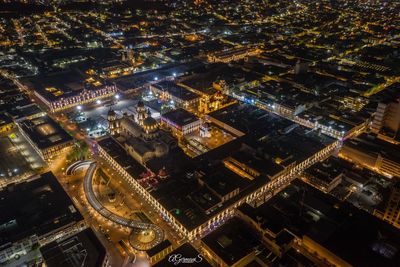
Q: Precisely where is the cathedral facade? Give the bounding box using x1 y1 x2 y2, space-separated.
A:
107 101 176 164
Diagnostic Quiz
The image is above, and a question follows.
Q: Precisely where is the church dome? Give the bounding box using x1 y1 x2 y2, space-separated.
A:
107 109 117 122
143 116 158 127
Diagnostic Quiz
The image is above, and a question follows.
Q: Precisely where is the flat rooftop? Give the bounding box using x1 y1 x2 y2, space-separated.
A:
97 137 147 178
150 171 216 231
210 103 334 167
161 108 200 127
305 156 343 184
344 133 400 163
104 105 332 232
239 180 400 267
146 239 171 258
19 115 73 150
0 172 83 247
208 102 294 139
28 71 109 101
40 228 106 267
153 81 199 101
102 105 333 232
6 104 44 120
202 217 260 266
0 136 32 179
180 64 259 95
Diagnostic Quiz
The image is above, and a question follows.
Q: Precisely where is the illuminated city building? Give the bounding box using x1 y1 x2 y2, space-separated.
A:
98 138 338 241
92 60 135 79
198 91 233 114
99 103 340 242
107 101 176 164
1 1 399 265
17 115 73 161
199 217 259 267
28 72 118 112
149 81 199 109
161 108 201 137
374 182 400 229
121 47 136 66
107 108 119 135
36 83 117 113
371 99 400 144
340 133 400 177
199 122 211 138
301 157 343 193
146 240 174 265
207 47 261 63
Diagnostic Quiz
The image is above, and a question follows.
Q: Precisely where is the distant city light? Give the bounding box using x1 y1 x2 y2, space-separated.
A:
96 99 102 105
77 105 82 111
154 77 158 81
173 72 177 77
115 94 120 100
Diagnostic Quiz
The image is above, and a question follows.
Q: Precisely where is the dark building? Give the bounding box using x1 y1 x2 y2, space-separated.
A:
238 180 400 267
200 217 260 267
40 228 109 267
0 172 85 265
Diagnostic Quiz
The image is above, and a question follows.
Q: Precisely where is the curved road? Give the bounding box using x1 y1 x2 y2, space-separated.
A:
66 160 94 175
79 162 164 250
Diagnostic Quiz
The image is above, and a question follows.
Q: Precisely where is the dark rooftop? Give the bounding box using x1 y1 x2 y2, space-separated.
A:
0 172 83 247
209 103 334 169
40 228 106 267
19 115 73 150
146 239 172 258
161 108 200 127
208 102 294 140
344 133 400 163
97 137 147 178
27 70 109 101
239 180 400 267
201 217 260 266
153 81 199 101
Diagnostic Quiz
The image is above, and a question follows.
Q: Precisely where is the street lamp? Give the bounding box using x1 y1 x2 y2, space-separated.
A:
77 105 82 111
96 99 102 105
